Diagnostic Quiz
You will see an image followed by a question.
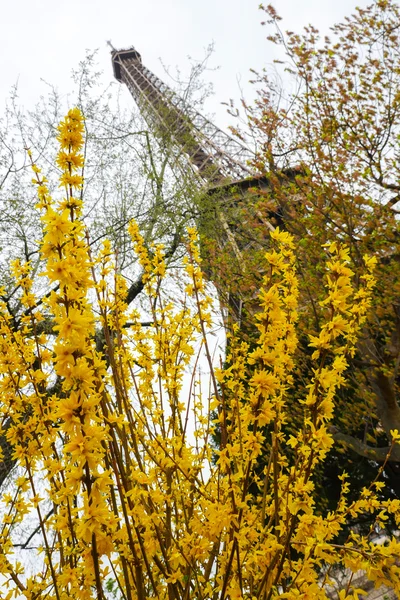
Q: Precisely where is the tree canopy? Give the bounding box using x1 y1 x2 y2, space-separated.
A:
202 0 400 511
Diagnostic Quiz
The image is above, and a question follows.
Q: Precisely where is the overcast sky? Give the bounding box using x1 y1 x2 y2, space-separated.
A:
2 0 371 131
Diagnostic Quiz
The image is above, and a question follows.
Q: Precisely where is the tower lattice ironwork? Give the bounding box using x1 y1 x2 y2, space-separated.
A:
109 44 281 326
109 45 256 185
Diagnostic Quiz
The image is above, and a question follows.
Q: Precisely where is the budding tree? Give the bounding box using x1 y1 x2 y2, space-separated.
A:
207 0 400 511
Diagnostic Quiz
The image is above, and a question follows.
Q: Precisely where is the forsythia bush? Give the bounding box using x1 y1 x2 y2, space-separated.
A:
0 108 399 599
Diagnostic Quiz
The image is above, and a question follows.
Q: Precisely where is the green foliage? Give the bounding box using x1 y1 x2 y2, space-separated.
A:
201 0 400 527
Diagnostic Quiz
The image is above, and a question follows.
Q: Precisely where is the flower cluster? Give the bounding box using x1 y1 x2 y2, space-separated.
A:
0 109 399 600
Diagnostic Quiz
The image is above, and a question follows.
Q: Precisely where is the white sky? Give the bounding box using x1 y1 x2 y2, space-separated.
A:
1 0 371 132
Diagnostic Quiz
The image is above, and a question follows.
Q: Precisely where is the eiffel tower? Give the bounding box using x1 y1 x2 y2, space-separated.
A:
109 44 288 324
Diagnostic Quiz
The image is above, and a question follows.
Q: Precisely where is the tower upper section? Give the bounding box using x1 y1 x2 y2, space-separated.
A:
110 45 255 183
111 47 142 81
